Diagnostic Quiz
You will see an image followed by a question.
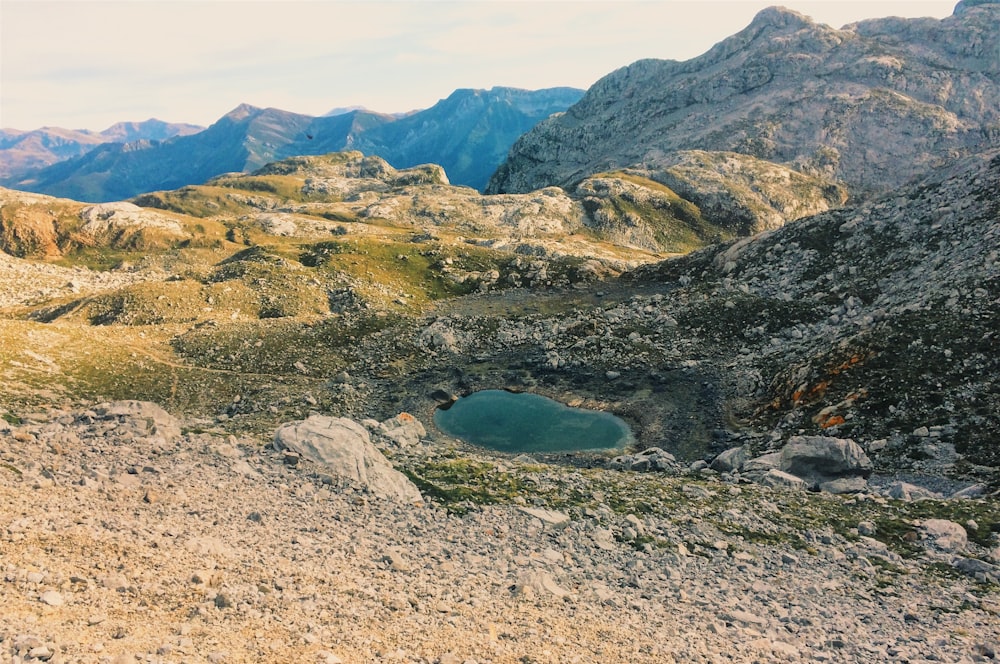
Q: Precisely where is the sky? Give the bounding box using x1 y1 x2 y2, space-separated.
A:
0 0 958 132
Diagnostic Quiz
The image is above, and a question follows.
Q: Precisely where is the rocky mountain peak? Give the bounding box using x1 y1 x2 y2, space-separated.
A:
747 5 814 31
954 0 1000 13
488 5 1000 201
220 103 261 123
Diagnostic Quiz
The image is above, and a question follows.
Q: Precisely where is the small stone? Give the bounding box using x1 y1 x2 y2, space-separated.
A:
921 519 967 551
383 549 411 572
518 507 570 529
722 609 768 627
858 521 877 536
974 643 996 659
513 571 571 599
192 570 222 587
27 645 54 660
39 590 64 606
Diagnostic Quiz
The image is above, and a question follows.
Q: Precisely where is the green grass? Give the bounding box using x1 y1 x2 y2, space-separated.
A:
582 172 736 253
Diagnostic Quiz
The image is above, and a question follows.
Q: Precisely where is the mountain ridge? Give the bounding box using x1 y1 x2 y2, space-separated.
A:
0 119 202 180
2 87 583 202
487 2 1000 198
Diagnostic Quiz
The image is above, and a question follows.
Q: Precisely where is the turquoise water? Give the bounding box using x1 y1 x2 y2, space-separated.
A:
433 390 632 453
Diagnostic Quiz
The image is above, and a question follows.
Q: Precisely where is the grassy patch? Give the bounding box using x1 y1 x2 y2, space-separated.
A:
402 458 532 514
582 172 735 253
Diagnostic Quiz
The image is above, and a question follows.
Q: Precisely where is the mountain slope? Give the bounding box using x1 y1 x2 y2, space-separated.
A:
487 3 1000 198
351 87 584 191
4 87 583 202
3 106 395 203
624 147 1000 467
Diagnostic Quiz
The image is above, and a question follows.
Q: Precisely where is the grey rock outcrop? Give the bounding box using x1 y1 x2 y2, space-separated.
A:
80 201 182 232
759 469 807 490
779 436 872 490
273 415 422 502
376 413 427 448
710 446 747 473
570 155 845 251
887 482 943 502
608 447 678 473
488 4 1000 199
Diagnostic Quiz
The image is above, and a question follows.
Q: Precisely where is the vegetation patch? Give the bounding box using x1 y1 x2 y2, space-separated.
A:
580 172 735 253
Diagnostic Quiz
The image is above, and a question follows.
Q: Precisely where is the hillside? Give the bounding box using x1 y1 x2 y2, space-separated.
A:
351 87 584 191
487 3 1000 199
0 146 995 475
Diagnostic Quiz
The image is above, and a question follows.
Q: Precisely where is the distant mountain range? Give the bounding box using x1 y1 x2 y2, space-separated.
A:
1 87 583 202
0 119 203 181
488 2 1000 200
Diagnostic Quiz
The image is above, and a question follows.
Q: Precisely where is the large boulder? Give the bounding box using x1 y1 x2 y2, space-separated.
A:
920 519 968 552
778 436 872 491
710 445 747 473
273 415 422 502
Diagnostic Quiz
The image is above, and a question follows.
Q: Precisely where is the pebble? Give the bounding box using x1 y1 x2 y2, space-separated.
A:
38 590 63 607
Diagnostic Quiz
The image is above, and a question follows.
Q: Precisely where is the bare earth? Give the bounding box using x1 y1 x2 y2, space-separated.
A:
1 404 997 664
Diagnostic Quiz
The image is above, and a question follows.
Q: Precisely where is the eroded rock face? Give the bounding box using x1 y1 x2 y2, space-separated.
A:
638 151 848 235
273 415 422 502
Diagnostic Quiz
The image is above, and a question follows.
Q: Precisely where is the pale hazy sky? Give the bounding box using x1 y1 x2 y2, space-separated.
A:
1 0 957 132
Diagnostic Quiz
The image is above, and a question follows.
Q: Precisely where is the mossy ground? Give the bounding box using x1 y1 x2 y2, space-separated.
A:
402 453 999 581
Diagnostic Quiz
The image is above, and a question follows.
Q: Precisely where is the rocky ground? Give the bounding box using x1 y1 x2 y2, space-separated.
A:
2 401 998 664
